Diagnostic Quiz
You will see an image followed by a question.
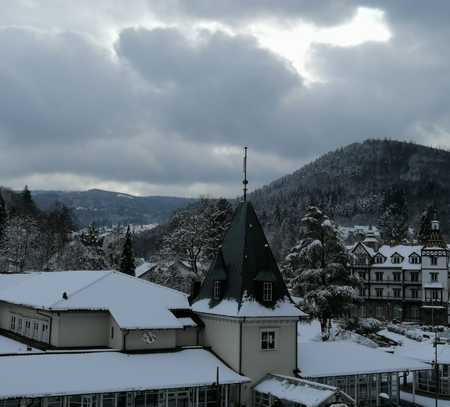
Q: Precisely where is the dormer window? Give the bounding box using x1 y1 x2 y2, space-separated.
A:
391 254 403 264
263 282 273 302
374 255 385 264
213 280 222 300
410 254 421 264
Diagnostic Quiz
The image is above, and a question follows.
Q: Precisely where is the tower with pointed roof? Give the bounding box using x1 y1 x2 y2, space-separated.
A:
421 214 448 324
192 148 305 405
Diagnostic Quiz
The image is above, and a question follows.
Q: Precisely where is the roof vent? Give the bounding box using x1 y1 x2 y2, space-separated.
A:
62 292 68 300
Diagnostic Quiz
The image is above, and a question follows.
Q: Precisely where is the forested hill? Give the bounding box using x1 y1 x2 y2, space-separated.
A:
249 139 450 255
32 189 195 227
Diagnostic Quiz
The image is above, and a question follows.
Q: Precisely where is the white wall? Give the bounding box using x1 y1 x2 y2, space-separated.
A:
199 314 241 372
176 327 197 347
124 329 177 351
54 311 110 347
241 318 298 405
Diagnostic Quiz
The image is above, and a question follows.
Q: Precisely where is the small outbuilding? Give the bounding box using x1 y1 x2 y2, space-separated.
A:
254 374 354 407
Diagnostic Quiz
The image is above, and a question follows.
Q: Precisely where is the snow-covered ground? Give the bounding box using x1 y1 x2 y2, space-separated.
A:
298 320 378 347
0 335 37 354
401 391 450 407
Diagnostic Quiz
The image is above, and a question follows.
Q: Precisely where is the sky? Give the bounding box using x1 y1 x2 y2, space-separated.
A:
1 1 450 198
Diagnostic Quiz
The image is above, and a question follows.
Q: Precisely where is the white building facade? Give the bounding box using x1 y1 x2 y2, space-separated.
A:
350 220 449 324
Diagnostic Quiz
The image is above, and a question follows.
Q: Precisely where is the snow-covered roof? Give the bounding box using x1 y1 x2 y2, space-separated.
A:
0 335 37 355
394 342 450 365
372 245 423 269
192 297 306 318
0 271 190 330
135 261 155 278
0 348 249 399
254 375 343 407
299 342 430 378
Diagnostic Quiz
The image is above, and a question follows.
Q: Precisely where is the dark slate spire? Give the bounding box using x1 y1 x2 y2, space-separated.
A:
193 201 293 310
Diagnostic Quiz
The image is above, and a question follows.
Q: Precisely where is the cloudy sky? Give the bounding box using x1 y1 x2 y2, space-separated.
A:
1 1 450 197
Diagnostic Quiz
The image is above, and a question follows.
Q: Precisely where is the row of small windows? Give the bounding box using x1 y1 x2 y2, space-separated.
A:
212 281 273 302
367 288 420 298
359 254 441 265
359 271 419 282
10 313 50 343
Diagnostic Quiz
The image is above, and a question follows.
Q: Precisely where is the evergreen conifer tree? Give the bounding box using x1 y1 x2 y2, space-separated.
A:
19 185 38 217
120 226 135 276
377 186 409 244
282 206 361 339
418 204 436 243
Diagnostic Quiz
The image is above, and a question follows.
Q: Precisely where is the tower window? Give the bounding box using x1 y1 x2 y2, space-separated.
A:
213 281 221 300
261 329 276 351
431 256 438 266
263 282 273 302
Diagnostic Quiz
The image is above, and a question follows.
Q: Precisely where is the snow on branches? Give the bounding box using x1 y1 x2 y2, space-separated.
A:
282 206 361 340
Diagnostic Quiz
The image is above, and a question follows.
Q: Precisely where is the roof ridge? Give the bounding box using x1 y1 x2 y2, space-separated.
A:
111 270 189 299
50 271 114 308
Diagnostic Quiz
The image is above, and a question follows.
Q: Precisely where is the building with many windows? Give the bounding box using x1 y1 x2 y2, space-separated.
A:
350 220 449 324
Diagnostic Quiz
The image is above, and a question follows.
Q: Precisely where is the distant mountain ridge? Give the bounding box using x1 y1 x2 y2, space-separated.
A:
32 189 195 227
249 139 450 256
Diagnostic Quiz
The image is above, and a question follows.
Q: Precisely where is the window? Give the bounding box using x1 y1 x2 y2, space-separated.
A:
393 288 401 298
374 255 384 264
431 272 439 282
263 282 273 302
410 255 421 264
355 255 368 266
393 272 401 281
10 315 16 330
375 288 383 297
111 326 114 339
411 272 419 282
17 318 22 334
392 255 402 264
375 272 383 281
411 289 419 299
33 322 39 339
213 280 221 300
431 256 438 266
432 290 440 300
261 329 276 351
359 287 365 297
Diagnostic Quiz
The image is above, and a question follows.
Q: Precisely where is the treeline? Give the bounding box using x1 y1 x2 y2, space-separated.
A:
0 186 75 272
0 186 136 274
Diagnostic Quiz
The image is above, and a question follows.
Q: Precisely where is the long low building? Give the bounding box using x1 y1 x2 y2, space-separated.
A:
297 341 430 407
0 348 248 405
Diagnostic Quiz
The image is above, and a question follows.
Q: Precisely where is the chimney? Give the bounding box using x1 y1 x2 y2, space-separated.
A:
189 280 202 304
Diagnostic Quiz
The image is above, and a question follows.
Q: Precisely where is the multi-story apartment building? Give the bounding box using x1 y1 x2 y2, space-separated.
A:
350 220 449 324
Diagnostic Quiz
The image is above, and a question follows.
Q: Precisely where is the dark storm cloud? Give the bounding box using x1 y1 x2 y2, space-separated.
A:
115 28 303 154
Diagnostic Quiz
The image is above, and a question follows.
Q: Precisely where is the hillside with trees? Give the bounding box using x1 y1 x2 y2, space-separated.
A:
249 139 450 258
32 189 194 227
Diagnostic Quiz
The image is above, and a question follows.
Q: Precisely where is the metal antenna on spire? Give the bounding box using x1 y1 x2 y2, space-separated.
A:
243 146 248 202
